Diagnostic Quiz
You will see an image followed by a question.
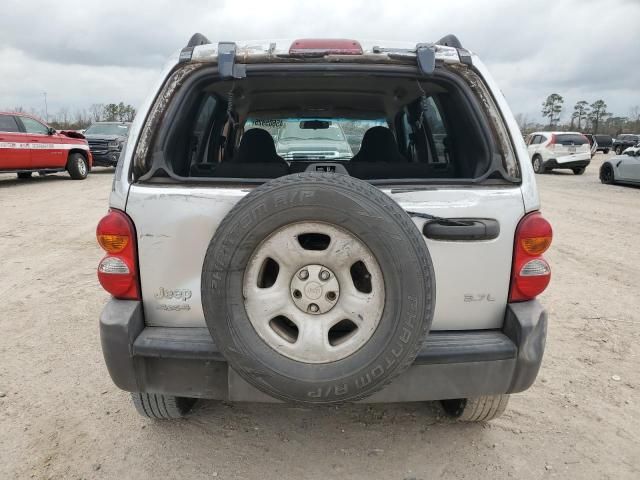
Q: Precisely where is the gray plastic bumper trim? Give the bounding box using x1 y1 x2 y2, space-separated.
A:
99 299 547 402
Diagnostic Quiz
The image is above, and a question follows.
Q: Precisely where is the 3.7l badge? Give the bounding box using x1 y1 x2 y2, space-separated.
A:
464 294 496 302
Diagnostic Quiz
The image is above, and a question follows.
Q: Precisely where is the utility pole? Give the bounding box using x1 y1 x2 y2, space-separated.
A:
43 92 48 122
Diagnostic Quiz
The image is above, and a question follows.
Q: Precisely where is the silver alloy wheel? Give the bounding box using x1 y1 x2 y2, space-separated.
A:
243 222 385 364
77 157 87 176
533 157 541 173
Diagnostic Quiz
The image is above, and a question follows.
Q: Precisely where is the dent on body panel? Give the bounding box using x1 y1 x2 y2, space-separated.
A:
129 186 248 327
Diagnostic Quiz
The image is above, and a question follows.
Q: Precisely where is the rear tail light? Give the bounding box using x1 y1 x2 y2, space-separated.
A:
547 134 556 150
289 39 363 56
96 209 140 300
509 212 552 302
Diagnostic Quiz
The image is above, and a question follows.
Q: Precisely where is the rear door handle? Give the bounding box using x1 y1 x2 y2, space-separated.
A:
422 218 500 241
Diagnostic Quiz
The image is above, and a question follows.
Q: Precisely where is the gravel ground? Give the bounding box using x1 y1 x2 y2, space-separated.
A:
0 157 638 480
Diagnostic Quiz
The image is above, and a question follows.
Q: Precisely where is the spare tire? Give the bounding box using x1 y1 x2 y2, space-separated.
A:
202 173 435 404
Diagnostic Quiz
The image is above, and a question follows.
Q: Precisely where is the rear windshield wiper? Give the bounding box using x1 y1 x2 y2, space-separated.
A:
406 211 474 227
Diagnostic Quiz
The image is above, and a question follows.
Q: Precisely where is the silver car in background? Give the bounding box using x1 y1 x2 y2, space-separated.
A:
600 146 640 185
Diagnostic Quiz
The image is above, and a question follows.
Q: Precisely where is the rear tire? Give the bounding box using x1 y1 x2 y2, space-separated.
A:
603 149 609 154
615 146 623 155
131 393 196 420
600 163 615 184
67 153 88 180
572 167 585 175
532 156 545 174
16 172 32 179
440 395 509 422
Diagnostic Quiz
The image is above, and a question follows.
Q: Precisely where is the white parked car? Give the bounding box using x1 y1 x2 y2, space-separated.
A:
526 131 591 175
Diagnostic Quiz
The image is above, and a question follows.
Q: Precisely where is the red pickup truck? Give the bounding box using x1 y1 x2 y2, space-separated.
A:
0 111 93 180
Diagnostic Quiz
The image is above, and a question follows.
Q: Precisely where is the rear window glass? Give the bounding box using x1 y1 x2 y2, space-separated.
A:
422 97 448 163
141 69 519 184
245 118 387 160
555 134 587 145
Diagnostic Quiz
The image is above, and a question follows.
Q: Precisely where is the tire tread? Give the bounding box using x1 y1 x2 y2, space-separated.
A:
202 172 435 404
448 394 509 422
66 152 88 180
131 393 194 420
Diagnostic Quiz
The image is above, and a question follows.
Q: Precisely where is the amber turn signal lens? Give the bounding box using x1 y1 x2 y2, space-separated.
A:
98 234 129 253
521 236 551 255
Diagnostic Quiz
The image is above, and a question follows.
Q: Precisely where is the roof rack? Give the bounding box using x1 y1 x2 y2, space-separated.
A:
436 34 463 49
186 33 211 47
179 33 212 63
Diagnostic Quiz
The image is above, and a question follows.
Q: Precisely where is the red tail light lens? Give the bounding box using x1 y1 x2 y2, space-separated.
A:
509 212 552 302
547 133 556 150
96 209 140 300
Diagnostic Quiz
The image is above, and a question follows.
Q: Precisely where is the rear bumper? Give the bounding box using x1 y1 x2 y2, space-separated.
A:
544 158 590 169
99 300 547 402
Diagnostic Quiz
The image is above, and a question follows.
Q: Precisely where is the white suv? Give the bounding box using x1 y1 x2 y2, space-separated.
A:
96 34 552 422
526 131 591 174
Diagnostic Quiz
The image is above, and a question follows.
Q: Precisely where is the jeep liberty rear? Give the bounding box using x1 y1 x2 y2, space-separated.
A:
97 35 551 421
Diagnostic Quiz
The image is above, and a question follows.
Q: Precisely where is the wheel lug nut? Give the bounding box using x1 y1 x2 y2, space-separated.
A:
308 303 319 313
298 269 309 280
319 270 330 281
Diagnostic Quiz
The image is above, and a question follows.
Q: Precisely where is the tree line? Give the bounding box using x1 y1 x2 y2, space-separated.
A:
516 94 640 136
5 102 136 130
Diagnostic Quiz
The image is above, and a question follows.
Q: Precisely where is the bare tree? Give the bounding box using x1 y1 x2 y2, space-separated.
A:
89 104 104 123
57 107 70 126
630 106 640 132
605 116 628 137
514 113 530 130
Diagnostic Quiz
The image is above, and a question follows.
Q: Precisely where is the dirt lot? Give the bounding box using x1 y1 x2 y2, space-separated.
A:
0 157 638 480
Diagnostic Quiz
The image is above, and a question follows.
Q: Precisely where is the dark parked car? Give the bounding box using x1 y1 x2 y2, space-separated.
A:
84 122 131 166
593 134 612 153
612 134 640 155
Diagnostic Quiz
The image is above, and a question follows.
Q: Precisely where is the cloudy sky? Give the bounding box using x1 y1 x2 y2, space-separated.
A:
1 0 639 124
